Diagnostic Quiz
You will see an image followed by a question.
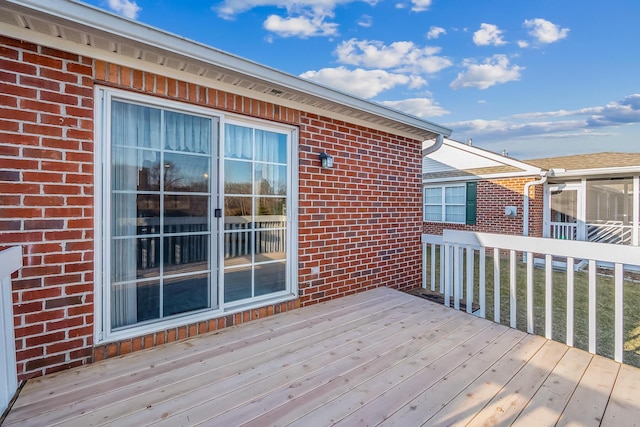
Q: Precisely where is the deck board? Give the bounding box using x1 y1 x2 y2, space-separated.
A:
4 287 639 426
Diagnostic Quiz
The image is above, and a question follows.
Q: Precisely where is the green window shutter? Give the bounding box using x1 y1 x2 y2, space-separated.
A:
465 182 477 225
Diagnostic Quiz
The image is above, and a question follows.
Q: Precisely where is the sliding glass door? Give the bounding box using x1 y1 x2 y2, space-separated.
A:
100 88 296 340
109 100 218 329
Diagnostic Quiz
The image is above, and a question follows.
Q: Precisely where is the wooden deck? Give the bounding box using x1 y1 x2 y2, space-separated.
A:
5 287 640 426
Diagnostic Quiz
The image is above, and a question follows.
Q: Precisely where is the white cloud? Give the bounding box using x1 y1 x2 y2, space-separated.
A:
445 94 640 157
426 26 446 40
335 39 452 74
107 0 141 19
587 94 640 127
357 14 373 27
410 0 432 12
214 0 367 38
263 14 338 37
450 54 523 90
517 40 529 48
381 98 449 117
473 23 507 46
300 67 423 98
216 0 351 19
523 18 569 44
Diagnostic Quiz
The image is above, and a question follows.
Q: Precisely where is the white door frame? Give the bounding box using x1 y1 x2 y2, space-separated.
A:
544 181 586 241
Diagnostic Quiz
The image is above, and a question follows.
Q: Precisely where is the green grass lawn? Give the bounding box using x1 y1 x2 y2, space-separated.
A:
425 247 640 367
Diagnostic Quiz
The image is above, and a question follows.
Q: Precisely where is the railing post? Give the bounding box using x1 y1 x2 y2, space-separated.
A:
421 236 427 290
566 257 575 347
615 263 624 363
588 259 597 354
443 243 451 307
1 246 22 415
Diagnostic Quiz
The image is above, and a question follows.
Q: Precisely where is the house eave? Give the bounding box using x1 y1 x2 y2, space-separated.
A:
548 165 640 180
0 0 452 142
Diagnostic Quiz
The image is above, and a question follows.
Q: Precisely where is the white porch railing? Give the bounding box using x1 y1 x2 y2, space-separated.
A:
550 222 578 240
422 230 640 364
0 246 22 415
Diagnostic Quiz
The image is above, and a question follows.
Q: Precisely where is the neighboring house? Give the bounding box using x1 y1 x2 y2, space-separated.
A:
422 138 544 238
423 140 640 247
0 0 451 380
526 152 640 246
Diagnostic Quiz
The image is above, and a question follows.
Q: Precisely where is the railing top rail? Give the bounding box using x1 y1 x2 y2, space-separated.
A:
0 246 22 279
442 230 640 266
421 234 444 245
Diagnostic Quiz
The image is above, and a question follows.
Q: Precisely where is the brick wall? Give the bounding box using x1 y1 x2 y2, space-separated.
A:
423 177 544 237
298 117 423 305
0 35 424 379
0 36 96 379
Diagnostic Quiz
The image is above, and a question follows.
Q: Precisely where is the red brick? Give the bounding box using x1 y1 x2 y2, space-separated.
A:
0 58 37 75
23 196 64 206
20 99 61 114
41 47 78 61
20 75 61 91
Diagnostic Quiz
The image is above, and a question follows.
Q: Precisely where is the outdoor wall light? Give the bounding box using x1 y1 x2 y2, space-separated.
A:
320 152 334 169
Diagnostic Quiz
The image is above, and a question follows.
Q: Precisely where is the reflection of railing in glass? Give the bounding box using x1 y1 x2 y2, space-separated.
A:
224 216 286 259
136 217 209 275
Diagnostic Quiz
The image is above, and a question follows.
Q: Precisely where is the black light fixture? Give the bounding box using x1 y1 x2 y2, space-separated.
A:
319 152 334 169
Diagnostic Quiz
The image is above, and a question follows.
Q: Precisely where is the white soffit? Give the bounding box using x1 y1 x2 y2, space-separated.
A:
0 0 452 141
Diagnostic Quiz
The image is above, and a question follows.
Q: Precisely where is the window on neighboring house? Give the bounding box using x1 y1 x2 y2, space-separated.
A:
98 87 296 341
424 182 477 225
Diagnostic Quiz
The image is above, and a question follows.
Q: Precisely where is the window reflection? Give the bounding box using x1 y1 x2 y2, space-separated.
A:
255 262 286 296
112 193 160 237
255 164 287 195
163 153 209 192
164 195 210 233
224 267 252 302
112 148 161 192
163 273 210 316
255 229 286 263
224 160 252 194
163 235 210 275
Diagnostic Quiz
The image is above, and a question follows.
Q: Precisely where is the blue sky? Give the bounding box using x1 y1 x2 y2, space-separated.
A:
85 0 640 159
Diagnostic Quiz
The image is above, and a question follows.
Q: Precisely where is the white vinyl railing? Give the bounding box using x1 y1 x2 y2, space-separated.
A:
422 230 640 364
550 222 578 240
1 246 22 415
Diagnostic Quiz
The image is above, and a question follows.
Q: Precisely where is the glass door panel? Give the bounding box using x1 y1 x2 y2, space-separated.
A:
109 100 218 331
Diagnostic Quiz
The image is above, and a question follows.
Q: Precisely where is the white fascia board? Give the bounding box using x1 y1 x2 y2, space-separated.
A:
548 166 640 179
3 0 452 139
423 170 541 184
440 139 541 174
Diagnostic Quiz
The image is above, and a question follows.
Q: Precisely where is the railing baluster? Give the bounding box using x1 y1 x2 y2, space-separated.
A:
545 254 553 339
453 244 461 310
466 246 474 314
567 257 574 347
526 251 533 334
509 250 516 328
494 247 500 323
422 238 427 290
439 245 445 293
444 243 451 307
615 263 624 363
430 243 436 291
589 259 596 354
479 247 486 318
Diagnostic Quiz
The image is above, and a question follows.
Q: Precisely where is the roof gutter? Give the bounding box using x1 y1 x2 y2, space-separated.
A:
547 165 640 179
3 0 452 139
